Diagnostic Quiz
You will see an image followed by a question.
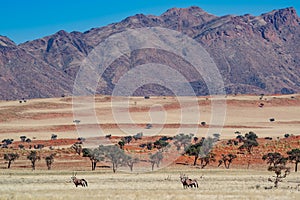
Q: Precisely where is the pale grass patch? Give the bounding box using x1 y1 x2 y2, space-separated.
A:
0 168 299 200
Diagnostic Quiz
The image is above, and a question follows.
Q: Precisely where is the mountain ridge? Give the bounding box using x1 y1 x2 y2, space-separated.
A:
0 6 299 100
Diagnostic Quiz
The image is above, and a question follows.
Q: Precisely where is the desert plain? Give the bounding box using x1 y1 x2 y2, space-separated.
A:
0 94 300 199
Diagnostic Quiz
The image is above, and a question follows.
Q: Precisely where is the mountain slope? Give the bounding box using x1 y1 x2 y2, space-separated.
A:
0 7 299 99
0 36 73 100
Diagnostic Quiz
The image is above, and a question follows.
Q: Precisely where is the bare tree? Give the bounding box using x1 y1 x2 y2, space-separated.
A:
4 153 19 169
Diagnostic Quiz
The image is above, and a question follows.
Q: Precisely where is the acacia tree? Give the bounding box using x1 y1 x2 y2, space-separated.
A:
238 132 258 154
268 165 290 188
4 153 19 169
20 136 26 142
45 154 55 170
185 141 203 166
185 136 218 166
149 151 163 171
287 148 300 172
27 151 40 170
199 152 216 169
153 138 169 150
237 132 258 169
71 143 82 155
100 145 127 173
82 148 104 171
124 155 139 172
262 152 287 167
118 140 125 149
173 133 193 151
218 154 237 169
198 136 217 168
262 152 291 188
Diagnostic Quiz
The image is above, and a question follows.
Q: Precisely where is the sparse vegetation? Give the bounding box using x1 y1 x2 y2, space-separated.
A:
20 136 26 142
45 154 55 170
199 152 216 169
133 132 143 140
218 154 237 169
71 143 82 155
100 145 128 173
185 135 218 166
34 144 44 150
238 131 258 154
269 118 275 122
0 94 300 197
123 136 133 144
173 133 193 151
287 148 300 172
51 134 58 140
27 151 41 170
82 148 104 171
4 153 19 169
124 156 139 172
268 165 290 188
118 140 125 149
262 152 287 167
153 138 169 150
2 138 14 147
149 151 163 171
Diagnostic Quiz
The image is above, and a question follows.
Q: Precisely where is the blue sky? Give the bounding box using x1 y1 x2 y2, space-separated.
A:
0 0 299 44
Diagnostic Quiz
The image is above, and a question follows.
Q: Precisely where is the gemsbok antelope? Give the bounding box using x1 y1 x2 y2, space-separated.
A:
180 173 198 189
71 172 88 187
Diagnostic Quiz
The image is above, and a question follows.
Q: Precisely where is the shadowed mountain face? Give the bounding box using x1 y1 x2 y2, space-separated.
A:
0 6 299 100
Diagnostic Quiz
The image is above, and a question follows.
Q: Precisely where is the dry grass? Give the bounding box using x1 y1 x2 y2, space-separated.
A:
0 168 299 200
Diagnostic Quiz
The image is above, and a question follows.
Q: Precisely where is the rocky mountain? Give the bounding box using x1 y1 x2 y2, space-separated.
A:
0 6 299 100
